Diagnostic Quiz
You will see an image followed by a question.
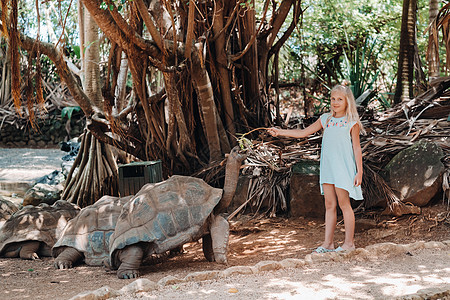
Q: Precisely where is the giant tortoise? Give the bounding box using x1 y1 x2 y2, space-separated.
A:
0 200 80 259
52 195 132 269
108 146 246 279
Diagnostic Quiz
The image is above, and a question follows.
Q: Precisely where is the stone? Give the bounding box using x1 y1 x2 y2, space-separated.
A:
382 140 445 207
0 197 20 228
69 286 118 300
119 279 157 293
355 218 378 232
157 275 185 286
184 270 220 282
23 183 64 206
220 266 254 277
381 202 421 217
289 160 324 218
252 260 282 272
279 258 306 269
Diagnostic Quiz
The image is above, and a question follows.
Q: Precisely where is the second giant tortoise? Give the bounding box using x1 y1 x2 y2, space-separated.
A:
52 195 132 269
0 200 80 259
108 146 246 279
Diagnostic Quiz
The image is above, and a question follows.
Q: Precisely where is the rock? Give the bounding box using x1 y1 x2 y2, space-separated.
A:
382 140 445 207
35 170 65 186
157 275 185 286
69 286 119 300
289 160 324 218
279 258 306 268
252 260 282 272
184 270 220 282
381 202 421 217
23 183 64 206
62 160 75 177
0 197 20 228
119 278 157 293
355 218 378 232
220 266 254 277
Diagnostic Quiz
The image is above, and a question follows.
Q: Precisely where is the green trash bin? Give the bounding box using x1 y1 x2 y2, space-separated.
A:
118 160 163 196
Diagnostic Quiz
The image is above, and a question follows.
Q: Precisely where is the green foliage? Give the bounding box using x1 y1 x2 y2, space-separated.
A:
341 35 383 99
261 0 431 101
61 106 81 121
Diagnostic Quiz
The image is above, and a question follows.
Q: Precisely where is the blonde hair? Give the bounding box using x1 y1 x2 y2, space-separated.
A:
327 81 365 134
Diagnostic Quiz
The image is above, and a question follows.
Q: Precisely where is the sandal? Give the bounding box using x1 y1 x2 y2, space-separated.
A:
313 246 333 254
334 246 355 252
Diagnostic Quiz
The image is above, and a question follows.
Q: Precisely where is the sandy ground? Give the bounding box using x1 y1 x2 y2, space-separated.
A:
111 247 450 300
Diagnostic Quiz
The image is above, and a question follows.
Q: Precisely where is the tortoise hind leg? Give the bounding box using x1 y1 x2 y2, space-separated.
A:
209 214 229 264
18 241 41 260
202 234 214 262
54 247 84 269
117 245 144 279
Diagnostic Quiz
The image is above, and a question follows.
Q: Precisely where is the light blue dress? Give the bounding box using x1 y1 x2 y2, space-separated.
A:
319 113 363 200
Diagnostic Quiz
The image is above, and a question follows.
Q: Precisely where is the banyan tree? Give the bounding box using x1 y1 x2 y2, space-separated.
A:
1 0 302 205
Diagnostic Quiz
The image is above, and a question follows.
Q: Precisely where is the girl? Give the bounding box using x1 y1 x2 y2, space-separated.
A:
268 82 364 253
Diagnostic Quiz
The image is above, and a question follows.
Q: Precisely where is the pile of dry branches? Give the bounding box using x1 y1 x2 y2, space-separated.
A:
224 82 450 218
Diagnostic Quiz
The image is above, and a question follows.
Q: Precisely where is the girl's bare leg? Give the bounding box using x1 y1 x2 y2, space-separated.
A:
321 183 337 250
335 187 356 250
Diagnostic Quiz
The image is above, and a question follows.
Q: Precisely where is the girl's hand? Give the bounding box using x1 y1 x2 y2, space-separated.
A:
354 172 363 187
267 127 281 137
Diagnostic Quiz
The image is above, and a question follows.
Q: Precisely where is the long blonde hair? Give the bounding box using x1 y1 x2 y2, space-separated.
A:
328 81 365 134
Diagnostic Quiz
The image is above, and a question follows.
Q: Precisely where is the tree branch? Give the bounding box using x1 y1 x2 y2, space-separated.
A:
19 34 97 116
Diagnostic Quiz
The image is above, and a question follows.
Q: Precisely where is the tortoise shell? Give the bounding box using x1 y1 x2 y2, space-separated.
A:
52 195 132 265
0 200 80 255
109 175 222 268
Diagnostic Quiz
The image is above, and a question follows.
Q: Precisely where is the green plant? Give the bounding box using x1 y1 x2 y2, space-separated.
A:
61 106 81 121
341 35 384 102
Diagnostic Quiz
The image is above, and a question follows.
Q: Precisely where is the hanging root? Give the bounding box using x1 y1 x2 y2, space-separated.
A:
62 130 118 207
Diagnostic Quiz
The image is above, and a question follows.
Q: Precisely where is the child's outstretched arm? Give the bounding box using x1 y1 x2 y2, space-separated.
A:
267 118 322 139
351 124 363 186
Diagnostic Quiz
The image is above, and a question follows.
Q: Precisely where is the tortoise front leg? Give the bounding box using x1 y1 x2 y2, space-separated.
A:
54 247 84 269
209 214 229 264
117 245 144 279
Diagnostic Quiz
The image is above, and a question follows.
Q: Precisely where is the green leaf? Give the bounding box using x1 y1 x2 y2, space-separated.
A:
109 4 114 11
61 106 81 121
72 45 81 59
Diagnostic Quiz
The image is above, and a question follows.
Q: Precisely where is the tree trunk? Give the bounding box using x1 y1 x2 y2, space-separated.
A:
0 43 11 105
191 43 222 162
212 0 236 144
394 0 418 103
63 5 118 207
428 0 440 81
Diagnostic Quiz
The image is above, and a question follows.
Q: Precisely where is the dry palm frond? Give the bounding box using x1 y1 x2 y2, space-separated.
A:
362 163 402 210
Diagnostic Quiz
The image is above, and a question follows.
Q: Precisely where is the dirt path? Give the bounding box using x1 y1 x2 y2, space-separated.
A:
1 205 449 300
112 246 450 300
